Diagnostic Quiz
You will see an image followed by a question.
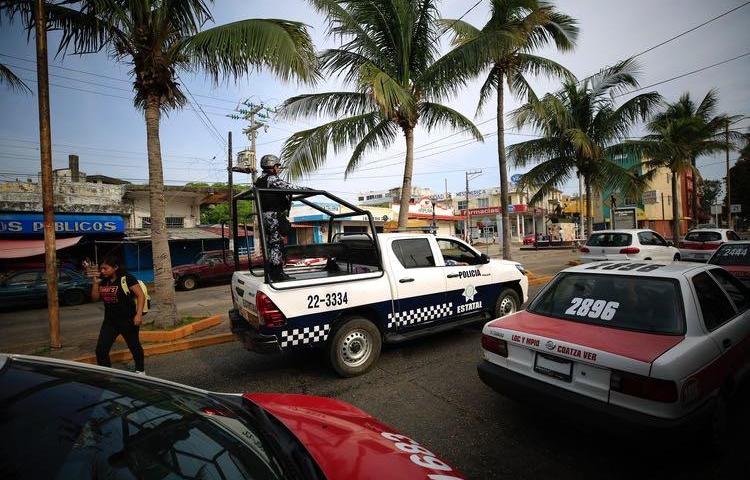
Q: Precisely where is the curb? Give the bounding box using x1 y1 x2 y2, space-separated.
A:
74 332 235 364
115 314 222 343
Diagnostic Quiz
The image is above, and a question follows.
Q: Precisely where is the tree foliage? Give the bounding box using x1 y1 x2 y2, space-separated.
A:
508 59 660 233
279 0 483 227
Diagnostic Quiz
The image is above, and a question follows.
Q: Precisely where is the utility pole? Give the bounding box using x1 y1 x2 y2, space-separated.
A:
228 132 240 268
230 101 273 252
726 121 732 229
464 169 482 241
35 0 60 349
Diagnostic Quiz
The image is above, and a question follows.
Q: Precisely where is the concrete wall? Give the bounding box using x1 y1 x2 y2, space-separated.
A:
126 190 202 228
0 179 127 214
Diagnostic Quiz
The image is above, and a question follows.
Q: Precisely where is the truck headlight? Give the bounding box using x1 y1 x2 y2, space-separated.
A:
515 264 527 276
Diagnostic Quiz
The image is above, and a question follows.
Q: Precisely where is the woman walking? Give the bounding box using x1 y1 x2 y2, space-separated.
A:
89 253 146 374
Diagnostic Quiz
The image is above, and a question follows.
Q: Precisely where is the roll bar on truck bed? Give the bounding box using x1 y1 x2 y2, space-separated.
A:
230 187 383 284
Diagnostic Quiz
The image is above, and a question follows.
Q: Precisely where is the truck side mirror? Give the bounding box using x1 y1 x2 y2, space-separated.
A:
480 253 490 264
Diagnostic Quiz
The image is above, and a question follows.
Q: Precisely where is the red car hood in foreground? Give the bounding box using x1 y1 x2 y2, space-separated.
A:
246 393 464 480
488 311 684 364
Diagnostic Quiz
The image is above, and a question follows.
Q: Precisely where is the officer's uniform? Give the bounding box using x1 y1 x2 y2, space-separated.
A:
254 155 307 281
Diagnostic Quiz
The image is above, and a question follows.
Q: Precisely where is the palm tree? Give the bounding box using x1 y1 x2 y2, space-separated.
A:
43 0 318 326
635 92 740 241
508 59 661 236
439 0 578 259
279 0 483 228
0 63 31 92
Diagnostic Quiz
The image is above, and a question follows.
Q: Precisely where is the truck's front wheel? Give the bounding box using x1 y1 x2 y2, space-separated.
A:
328 317 381 377
494 288 520 319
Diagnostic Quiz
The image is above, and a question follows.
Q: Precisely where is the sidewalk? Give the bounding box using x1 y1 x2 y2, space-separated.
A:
0 284 233 360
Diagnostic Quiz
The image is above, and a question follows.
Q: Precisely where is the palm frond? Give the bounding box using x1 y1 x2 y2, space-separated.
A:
418 102 484 141
436 18 480 47
0 63 31 93
517 156 577 204
359 62 414 118
345 119 400 176
280 112 381 180
278 92 375 119
181 18 318 84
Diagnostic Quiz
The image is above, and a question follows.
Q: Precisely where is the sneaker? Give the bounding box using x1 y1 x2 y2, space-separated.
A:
134 370 146 376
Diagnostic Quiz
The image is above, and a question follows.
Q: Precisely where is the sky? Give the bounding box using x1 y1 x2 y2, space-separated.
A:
1 0 749 202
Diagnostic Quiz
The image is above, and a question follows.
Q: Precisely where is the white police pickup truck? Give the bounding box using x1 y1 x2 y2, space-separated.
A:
230 233 528 377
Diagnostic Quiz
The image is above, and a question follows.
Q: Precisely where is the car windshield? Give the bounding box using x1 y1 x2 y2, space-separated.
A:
586 233 632 247
710 244 750 266
684 231 722 242
529 272 685 334
0 359 293 480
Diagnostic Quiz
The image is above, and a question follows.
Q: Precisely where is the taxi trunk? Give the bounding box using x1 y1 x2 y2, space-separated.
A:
481 312 684 406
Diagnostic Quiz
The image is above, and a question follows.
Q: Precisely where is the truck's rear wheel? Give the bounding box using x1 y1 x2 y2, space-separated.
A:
494 288 520 319
178 275 197 291
328 316 381 377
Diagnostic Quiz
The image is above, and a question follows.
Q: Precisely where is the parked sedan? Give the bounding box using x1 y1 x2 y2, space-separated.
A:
0 267 91 308
708 241 750 287
0 355 465 480
579 229 679 263
479 261 750 440
679 229 741 262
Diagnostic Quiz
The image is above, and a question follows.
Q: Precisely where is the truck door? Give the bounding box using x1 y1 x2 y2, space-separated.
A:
388 237 448 332
437 238 497 318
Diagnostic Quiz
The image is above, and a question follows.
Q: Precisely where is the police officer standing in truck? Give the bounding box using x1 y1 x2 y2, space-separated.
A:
255 154 309 281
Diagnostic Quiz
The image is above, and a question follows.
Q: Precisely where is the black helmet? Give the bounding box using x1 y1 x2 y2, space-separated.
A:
260 154 281 170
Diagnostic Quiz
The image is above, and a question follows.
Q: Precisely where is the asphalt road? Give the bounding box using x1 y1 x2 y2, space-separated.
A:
139 283 748 480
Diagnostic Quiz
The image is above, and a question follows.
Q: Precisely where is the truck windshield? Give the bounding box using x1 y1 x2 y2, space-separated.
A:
529 273 685 334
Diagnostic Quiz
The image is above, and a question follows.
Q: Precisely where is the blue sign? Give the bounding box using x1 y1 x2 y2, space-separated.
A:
511 174 524 184
0 213 125 235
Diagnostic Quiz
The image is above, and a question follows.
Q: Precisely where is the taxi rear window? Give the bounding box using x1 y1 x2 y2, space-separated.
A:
529 273 685 334
710 244 750 266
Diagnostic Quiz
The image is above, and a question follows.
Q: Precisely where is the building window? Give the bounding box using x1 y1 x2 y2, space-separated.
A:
358 196 364 201
457 200 468 211
141 217 184 228
477 198 489 208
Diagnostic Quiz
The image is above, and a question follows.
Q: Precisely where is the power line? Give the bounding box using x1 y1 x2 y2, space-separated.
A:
177 73 227 147
630 1 749 59
614 51 750 98
438 0 483 38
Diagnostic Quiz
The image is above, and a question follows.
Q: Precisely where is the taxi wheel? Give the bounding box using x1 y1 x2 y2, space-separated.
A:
673 254 681 261
178 276 198 291
328 316 382 378
494 288 520 318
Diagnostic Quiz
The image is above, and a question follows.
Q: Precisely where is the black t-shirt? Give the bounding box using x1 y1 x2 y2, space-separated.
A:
99 273 139 324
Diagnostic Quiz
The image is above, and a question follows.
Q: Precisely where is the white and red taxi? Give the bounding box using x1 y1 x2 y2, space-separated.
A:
478 261 750 433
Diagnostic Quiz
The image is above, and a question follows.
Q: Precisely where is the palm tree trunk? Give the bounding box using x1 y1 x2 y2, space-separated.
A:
397 126 415 229
145 95 177 327
496 72 511 260
585 178 593 236
671 170 680 243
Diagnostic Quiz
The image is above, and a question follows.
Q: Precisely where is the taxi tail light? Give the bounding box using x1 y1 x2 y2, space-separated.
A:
256 291 286 327
481 334 508 357
619 247 640 254
579 246 590 253
610 371 677 403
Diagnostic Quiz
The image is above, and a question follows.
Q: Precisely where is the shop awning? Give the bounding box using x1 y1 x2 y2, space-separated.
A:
0 236 83 259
